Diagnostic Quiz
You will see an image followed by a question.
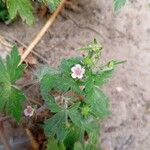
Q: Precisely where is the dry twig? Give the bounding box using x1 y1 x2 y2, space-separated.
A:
10 36 49 64
19 0 66 65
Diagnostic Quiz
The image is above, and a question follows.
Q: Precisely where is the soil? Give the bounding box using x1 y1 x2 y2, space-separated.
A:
0 0 150 150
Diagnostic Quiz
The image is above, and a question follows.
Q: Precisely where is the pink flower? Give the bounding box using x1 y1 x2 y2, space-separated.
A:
24 106 34 117
71 64 85 79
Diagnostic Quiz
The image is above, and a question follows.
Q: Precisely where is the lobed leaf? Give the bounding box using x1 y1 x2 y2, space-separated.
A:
7 0 34 25
36 65 60 81
74 142 83 150
94 69 113 86
89 87 110 119
64 126 83 149
46 138 66 150
0 0 9 21
40 73 82 112
44 111 65 137
1 87 26 122
6 46 26 83
0 46 26 122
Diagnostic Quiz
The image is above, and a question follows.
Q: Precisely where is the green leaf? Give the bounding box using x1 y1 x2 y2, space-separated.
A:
7 0 34 25
64 126 83 149
86 86 110 119
84 73 94 96
79 39 102 53
44 94 63 113
94 60 125 86
84 74 110 119
107 60 126 68
40 74 62 112
0 10 9 21
46 138 66 150
68 109 83 127
94 69 113 86
79 39 102 66
87 125 99 146
74 142 84 150
0 46 26 122
40 74 81 112
36 65 60 81
0 0 5 9
56 127 70 141
0 0 9 21
74 141 99 150
44 111 65 137
84 144 98 150
68 105 100 143
68 102 91 129
44 0 61 12
114 0 126 11
1 87 26 122
69 102 81 112
41 74 81 95
6 46 26 83
0 59 9 84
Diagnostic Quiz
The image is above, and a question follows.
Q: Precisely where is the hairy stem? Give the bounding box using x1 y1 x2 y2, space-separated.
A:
64 98 68 125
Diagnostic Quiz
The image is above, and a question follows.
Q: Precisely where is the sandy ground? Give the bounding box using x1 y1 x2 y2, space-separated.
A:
0 0 150 149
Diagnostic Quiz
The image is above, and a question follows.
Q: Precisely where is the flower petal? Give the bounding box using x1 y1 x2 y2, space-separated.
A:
77 74 83 79
71 72 77 78
24 106 34 117
27 106 32 109
24 109 29 116
29 111 34 117
75 64 82 69
71 66 76 72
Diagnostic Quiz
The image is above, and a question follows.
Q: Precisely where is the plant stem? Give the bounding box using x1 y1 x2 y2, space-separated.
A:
0 121 12 150
64 98 68 125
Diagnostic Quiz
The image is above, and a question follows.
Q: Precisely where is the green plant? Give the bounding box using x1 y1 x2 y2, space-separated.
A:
38 39 124 149
0 0 9 21
114 0 126 11
7 0 35 25
42 0 61 12
0 46 26 122
0 0 61 25
0 40 124 149
0 0 148 24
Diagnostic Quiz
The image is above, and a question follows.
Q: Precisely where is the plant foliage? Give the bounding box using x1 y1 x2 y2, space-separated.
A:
0 46 26 122
0 0 61 25
114 0 126 11
1 0 148 24
46 138 66 150
38 39 124 149
0 40 124 149
7 0 35 25
0 0 9 21
42 0 61 12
